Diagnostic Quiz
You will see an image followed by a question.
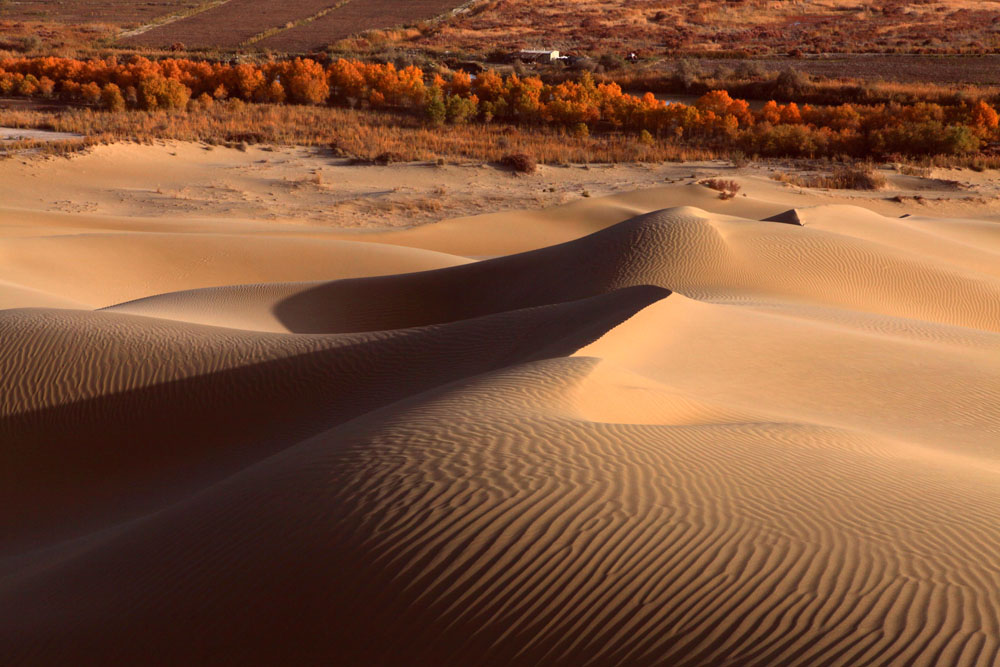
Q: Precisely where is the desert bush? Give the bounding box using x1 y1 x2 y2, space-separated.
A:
598 53 623 71
730 150 750 168
773 166 887 190
501 153 537 173
373 151 405 164
826 166 888 189
734 61 765 80
700 178 741 199
18 35 41 54
672 59 703 91
774 68 810 98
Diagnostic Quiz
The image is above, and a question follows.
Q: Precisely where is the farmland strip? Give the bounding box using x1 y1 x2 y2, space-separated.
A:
122 0 347 49
0 1 203 27
118 0 235 39
257 0 466 52
240 0 356 48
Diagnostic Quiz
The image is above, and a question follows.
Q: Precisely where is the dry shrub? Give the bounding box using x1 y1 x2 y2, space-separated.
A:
899 164 930 177
700 178 741 199
228 131 268 143
773 166 887 190
828 166 887 189
374 151 405 164
501 153 537 173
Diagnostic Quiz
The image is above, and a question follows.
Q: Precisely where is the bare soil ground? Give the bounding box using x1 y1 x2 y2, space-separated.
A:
3 141 998 229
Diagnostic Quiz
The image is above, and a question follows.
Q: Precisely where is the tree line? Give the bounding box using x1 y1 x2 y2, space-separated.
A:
1 55 997 158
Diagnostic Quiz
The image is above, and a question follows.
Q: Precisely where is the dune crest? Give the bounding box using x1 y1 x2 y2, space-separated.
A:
2 195 999 666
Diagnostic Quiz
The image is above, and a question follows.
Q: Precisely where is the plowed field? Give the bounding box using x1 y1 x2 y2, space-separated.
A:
257 0 463 51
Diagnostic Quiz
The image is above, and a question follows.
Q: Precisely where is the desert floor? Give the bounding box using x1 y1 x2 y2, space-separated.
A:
2 143 999 665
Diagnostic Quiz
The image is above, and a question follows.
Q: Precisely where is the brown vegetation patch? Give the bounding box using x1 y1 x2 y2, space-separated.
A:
0 103 714 164
372 150 406 164
700 178 741 199
773 166 888 190
500 153 537 173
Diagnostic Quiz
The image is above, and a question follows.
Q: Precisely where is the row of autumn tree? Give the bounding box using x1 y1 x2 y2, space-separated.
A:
2 55 998 157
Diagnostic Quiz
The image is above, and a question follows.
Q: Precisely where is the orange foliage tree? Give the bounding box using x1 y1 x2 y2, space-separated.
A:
0 55 995 159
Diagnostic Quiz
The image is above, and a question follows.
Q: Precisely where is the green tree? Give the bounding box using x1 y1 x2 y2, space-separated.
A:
445 94 478 124
942 125 980 154
424 86 446 127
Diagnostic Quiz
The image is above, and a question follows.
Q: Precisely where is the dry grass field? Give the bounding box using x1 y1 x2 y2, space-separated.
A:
655 55 1000 87
413 0 1000 57
0 103 715 165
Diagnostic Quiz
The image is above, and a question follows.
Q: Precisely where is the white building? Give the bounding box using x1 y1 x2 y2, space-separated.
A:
518 50 560 63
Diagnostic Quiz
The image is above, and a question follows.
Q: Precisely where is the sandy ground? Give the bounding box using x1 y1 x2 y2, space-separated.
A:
2 141 999 230
1 142 999 666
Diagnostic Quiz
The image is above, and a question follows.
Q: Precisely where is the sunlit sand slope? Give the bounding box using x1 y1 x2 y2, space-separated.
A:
2 202 998 666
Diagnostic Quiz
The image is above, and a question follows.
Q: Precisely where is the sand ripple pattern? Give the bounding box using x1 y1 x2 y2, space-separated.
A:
2 205 999 666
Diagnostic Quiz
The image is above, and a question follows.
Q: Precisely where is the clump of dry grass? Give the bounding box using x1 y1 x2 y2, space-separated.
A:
700 178 741 199
773 166 887 190
373 151 405 164
0 135 97 159
899 164 931 178
501 153 537 173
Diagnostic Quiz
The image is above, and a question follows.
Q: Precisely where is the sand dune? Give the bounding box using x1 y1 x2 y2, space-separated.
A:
2 174 999 665
109 205 1000 335
3 287 663 548
0 233 470 307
